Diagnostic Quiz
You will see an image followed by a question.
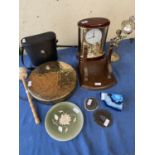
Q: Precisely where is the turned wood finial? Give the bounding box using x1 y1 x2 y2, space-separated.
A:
19 67 28 80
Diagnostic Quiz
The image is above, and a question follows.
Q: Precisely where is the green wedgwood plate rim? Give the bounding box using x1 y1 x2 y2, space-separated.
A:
45 102 84 141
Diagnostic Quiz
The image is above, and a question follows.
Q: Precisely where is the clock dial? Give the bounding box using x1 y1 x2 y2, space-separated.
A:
85 29 102 45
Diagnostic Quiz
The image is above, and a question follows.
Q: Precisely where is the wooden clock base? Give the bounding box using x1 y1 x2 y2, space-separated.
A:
80 73 117 90
78 47 117 90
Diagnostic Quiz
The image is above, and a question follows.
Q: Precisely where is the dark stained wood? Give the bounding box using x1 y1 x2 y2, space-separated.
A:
78 45 117 89
78 17 110 28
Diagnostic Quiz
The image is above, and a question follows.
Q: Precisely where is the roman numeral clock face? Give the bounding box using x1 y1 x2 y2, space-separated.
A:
85 29 102 45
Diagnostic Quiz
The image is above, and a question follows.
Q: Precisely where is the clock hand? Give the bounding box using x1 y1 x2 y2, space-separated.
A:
93 30 95 37
87 35 94 40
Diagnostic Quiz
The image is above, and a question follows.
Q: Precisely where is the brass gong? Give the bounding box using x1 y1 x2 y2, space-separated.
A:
27 61 77 103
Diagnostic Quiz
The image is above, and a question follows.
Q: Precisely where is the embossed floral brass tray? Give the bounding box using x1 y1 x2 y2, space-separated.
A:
27 61 77 103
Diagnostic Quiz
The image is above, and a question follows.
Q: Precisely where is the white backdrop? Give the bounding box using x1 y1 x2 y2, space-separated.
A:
20 0 135 45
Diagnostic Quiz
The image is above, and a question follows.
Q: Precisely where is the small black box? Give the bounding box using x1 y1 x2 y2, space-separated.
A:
21 32 58 67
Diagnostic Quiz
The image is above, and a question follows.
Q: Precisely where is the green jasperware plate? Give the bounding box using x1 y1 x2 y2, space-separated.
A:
45 102 84 141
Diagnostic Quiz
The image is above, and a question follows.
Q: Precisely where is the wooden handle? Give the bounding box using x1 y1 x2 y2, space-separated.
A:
21 78 40 124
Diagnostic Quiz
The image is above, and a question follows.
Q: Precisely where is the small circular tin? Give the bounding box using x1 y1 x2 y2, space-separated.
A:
93 109 112 128
84 97 99 111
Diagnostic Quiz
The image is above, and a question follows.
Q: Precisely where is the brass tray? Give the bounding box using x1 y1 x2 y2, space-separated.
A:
27 61 77 103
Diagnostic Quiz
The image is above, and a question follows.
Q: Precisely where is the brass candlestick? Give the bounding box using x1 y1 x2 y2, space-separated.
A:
110 16 135 62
